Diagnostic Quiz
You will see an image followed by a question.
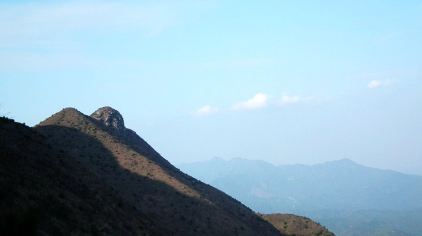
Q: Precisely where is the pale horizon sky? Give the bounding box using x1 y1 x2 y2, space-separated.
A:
1 1 422 175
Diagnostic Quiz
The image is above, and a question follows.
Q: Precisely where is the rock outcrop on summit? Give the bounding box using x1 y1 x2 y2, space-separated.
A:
91 106 126 136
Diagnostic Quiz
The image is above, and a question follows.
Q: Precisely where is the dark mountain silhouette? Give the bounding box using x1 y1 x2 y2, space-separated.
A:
0 108 287 235
179 158 422 236
0 116 156 235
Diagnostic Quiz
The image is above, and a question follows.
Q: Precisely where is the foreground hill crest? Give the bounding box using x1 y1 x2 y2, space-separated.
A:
22 106 285 235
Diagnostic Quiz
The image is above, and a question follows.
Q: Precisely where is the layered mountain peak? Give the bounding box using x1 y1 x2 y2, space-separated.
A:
90 106 125 136
30 106 287 235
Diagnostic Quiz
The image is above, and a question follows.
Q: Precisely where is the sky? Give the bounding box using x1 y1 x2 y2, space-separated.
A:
1 0 422 175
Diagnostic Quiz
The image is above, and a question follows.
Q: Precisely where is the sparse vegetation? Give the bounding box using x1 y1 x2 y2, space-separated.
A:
260 214 334 236
0 116 15 124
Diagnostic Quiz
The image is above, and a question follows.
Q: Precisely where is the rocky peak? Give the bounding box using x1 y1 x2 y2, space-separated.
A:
91 106 126 136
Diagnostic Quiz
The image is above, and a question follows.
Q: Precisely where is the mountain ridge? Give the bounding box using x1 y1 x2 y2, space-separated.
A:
2 107 287 235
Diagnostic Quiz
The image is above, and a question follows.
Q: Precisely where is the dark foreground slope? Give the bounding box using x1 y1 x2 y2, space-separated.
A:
0 116 156 235
0 107 282 236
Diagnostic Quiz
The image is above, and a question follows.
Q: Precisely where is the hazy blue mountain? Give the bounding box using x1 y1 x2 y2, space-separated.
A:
178 158 422 236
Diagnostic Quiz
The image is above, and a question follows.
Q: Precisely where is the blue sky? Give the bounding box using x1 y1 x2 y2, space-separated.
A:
1 1 422 174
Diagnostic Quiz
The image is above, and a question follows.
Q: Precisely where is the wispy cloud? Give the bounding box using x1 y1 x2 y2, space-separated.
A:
279 95 316 106
195 105 219 116
218 58 275 69
193 93 320 116
0 2 180 41
280 95 301 106
0 1 203 71
368 80 391 89
233 93 268 111
368 80 382 89
0 51 146 71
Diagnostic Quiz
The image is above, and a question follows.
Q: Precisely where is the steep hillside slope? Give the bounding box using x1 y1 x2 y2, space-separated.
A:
259 214 334 236
32 107 282 236
0 117 156 235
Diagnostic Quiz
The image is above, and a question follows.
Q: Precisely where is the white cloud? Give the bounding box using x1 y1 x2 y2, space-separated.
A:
195 105 218 116
233 93 268 111
368 80 389 89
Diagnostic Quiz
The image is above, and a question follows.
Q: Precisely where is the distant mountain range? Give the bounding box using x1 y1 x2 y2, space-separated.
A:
179 158 422 236
0 107 333 236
